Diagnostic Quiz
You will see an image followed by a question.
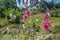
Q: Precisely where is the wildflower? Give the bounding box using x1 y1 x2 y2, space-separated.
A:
44 12 50 19
43 21 49 30
43 12 51 30
25 9 30 16
13 15 16 19
9 13 12 18
44 14 48 19
47 12 50 17
23 9 30 20
22 24 25 29
47 20 51 27
26 30 31 36
23 14 28 20
43 19 51 30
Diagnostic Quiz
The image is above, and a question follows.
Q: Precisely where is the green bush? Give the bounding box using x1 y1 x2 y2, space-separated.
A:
51 9 60 17
15 16 20 24
0 13 5 18
56 25 60 29
4 8 22 24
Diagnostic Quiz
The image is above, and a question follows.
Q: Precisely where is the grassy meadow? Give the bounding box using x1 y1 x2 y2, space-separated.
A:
0 10 60 40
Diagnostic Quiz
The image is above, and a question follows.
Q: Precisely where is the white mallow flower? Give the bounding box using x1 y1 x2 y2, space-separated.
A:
9 13 12 18
13 15 16 19
6 27 9 31
36 36 40 40
22 24 25 29
6 27 10 34
29 37 31 40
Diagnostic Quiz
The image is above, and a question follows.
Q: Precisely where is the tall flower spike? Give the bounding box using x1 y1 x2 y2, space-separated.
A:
43 12 51 30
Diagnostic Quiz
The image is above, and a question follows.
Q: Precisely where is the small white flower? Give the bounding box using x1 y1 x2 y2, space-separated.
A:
36 36 40 40
6 27 9 31
22 24 25 29
13 15 16 19
9 13 12 18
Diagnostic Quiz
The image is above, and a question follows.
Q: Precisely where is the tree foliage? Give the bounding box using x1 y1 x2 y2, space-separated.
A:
0 0 18 18
38 0 48 13
0 0 60 18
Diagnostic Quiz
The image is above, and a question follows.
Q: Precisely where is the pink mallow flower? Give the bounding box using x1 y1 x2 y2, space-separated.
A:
47 12 50 17
23 9 30 20
43 20 51 30
23 14 28 20
44 12 50 20
26 30 31 36
47 20 51 27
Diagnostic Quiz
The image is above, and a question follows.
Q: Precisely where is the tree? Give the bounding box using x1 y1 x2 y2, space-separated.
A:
48 0 56 10
4 0 17 9
38 0 48 13
0 0 18 18
0 0 5 12
0 0 5 18
56 3 60 9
